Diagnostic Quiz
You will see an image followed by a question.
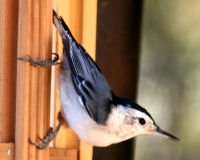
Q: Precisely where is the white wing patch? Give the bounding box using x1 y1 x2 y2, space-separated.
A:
78 95 85 108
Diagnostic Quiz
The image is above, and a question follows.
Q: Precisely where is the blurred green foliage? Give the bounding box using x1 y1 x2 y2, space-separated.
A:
136 0 200 160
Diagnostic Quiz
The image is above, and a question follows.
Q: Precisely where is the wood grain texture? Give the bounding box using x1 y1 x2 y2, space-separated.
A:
36 1 52 160
81 0 97 59
0 0 18 143
15 0 32 159
50 148 77 160
28 0 39 159
15 0 52 160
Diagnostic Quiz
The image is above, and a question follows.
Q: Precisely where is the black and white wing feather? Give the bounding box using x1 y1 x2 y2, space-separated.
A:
53 10 113 124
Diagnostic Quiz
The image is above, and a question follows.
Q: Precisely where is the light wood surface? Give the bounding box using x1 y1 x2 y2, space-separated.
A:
36 1 52 160
28 0 39 160
0 0 18 143
15 0 32 159
50 148 77 160
15 0 52 160
0 143 14 160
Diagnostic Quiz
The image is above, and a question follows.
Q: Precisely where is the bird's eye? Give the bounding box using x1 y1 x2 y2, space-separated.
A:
139 118 146 125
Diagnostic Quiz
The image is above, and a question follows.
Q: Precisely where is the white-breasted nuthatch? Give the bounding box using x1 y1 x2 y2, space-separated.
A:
53 10 179 146
19 10 179 149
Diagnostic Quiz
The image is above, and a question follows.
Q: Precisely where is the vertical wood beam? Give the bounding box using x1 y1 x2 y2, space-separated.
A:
15 0 32 159
15 0 52 160
36 1 52 160
28 1 39 160
93 0 143 160
81 0 97 59
0 0 18 143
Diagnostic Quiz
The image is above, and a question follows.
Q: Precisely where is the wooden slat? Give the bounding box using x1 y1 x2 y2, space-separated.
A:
50 148 78 160
81 0 97 59
15 0 32 159
28 0 39 160
0 0 18 143
16 0 52 160
36 1 52 160
0 143 78 160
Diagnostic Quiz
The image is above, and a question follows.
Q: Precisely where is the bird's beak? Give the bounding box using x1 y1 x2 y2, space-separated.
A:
154 126 180 141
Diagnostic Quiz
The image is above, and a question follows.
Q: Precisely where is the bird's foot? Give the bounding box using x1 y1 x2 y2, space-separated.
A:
18 53 62 67
29 122 62 150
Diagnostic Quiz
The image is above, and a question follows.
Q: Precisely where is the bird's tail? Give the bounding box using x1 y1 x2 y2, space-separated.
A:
53 9 74 41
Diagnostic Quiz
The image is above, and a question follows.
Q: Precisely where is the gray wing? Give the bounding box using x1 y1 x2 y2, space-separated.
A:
53 10 113 124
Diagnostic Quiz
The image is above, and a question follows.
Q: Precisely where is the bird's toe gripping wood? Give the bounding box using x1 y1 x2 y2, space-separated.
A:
29 122 62 150
17 53 62 67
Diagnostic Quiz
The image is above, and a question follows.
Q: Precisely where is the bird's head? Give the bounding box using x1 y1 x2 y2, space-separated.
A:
110 97 179 141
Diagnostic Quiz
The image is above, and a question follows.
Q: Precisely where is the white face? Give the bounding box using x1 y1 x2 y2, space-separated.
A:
105 105 157 141
122 107 157 135
106 104 179 143
103 104 179 145
126 107 179 140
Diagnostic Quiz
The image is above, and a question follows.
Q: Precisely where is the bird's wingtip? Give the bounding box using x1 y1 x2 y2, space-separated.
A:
53 9 58 18
52 9 64 35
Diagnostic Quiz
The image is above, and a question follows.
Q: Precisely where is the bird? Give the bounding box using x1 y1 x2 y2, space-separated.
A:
18 10 179 149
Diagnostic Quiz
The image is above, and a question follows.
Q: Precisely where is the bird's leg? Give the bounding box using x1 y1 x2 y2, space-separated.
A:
18 53 62 67
29 122 62 150
57 111 69 127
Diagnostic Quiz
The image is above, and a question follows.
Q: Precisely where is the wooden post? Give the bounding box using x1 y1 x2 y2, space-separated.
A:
36 1 52 160
15 0 32 159
93 0 143 160
15 0 52 160
28 1 39 160
0 0 18 143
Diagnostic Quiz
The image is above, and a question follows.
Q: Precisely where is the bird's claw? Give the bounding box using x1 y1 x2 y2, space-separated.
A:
17 53 62 67
29 123 62 150
29 138 47 150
